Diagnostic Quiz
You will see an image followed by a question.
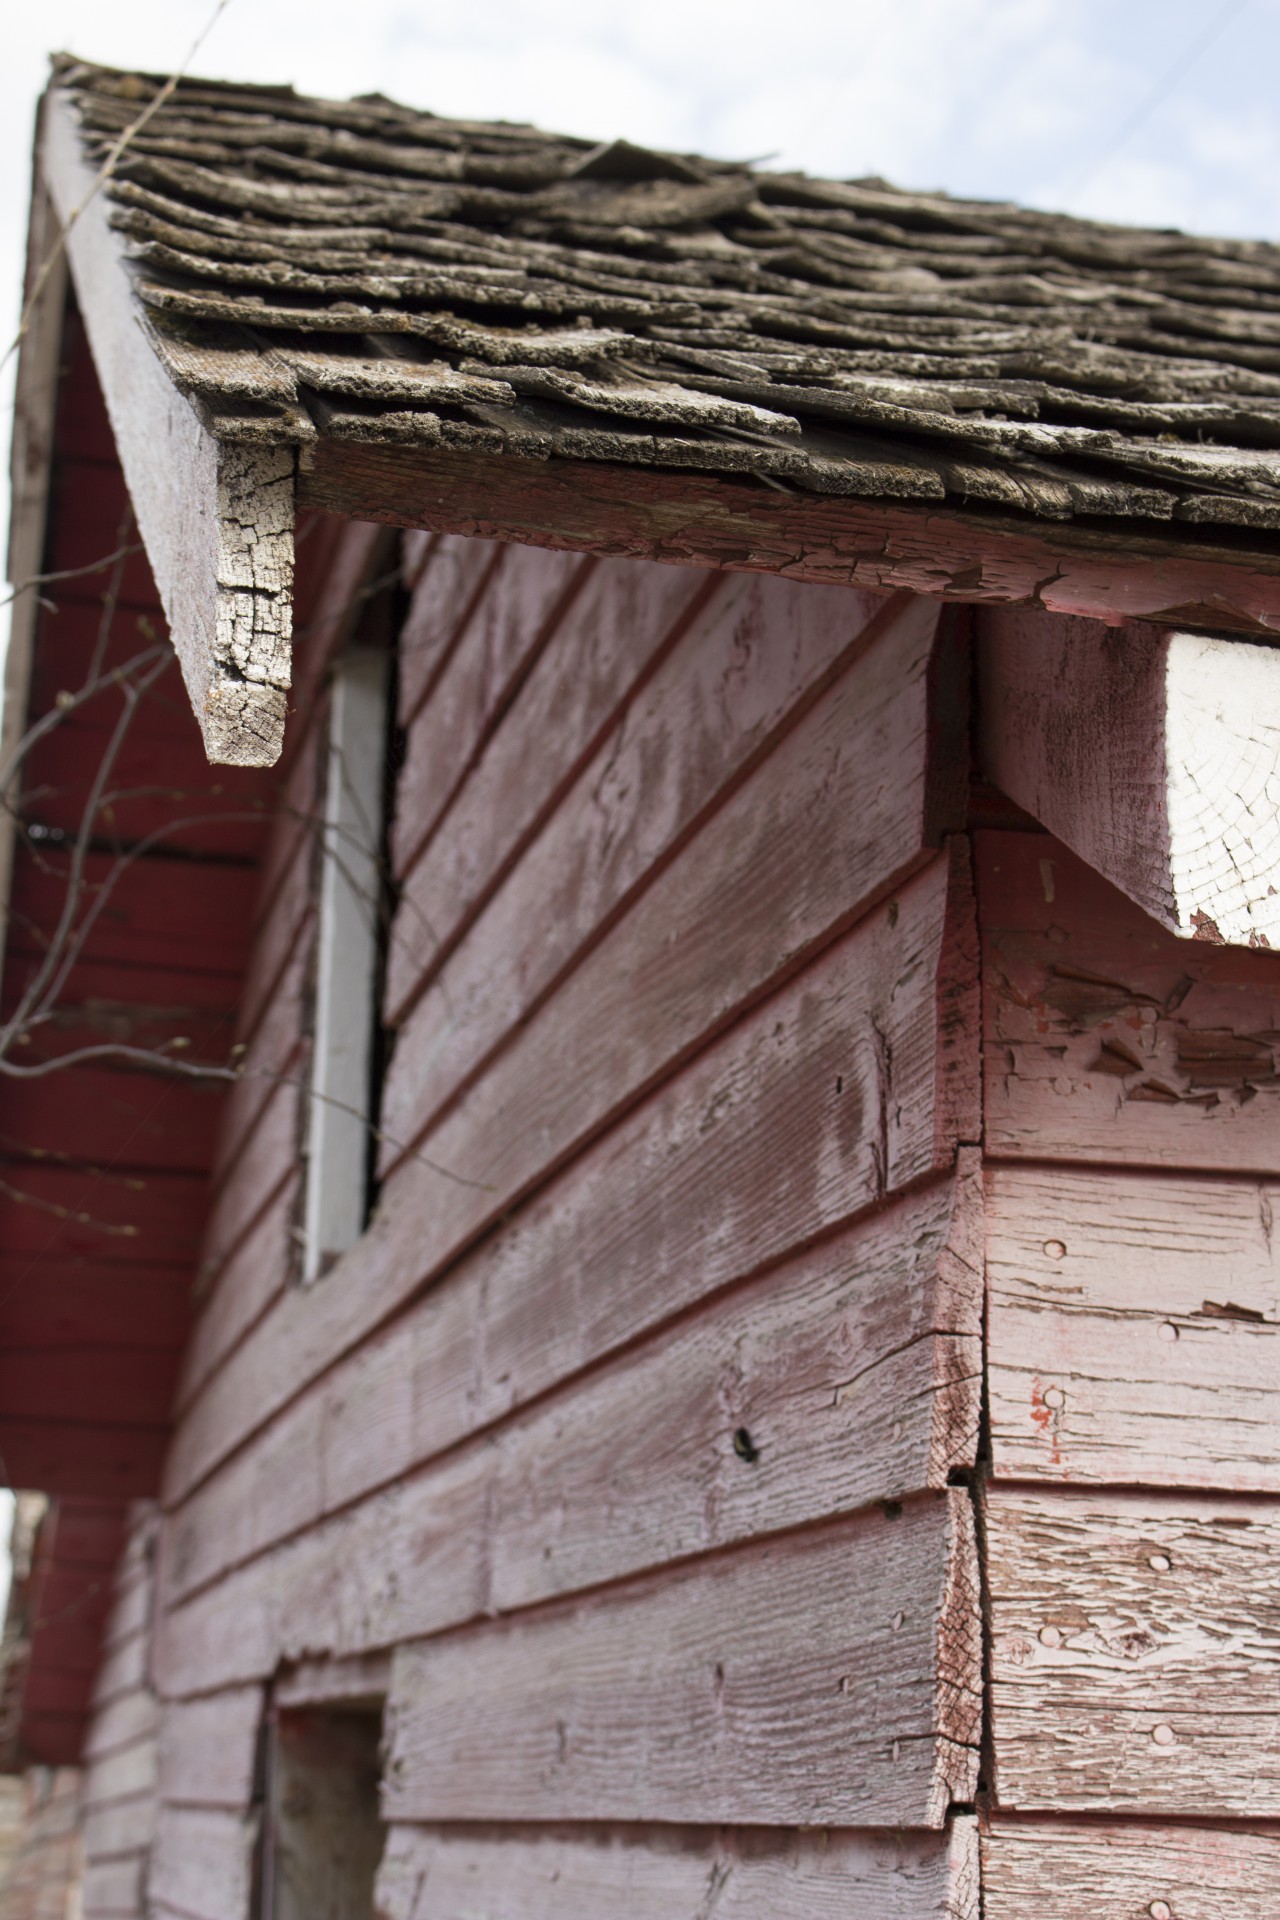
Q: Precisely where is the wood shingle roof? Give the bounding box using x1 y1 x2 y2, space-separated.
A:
60 55 1280 535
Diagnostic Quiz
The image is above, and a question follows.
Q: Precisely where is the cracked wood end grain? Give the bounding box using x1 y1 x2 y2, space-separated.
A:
980 606 1280 948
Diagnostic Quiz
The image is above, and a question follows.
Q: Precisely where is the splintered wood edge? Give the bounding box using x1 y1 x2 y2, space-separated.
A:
39 90 294 768
932 1488 983 1825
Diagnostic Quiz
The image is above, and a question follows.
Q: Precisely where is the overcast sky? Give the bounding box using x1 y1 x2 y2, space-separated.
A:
0 0 1277 1588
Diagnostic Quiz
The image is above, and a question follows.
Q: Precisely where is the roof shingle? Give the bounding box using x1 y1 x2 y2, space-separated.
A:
55 56 1280 535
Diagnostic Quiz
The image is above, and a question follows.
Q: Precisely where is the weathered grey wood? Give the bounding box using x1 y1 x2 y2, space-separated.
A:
384 570 900 1146
987 1485 1280 1815
149 1805 255 1920
979 830 1280 1172
982 1818 1280 1920
156 1687 262 1809
83 1852 146 1916
375 1816 980 1920
156 1164 981 1692
987 1164 1280 1489
979 606 1280 948
163 846 979 1561
42 92 294 765
383 1493 980 1830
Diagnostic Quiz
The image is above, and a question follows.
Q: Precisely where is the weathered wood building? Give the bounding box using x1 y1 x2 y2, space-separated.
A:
3 54 1280 1918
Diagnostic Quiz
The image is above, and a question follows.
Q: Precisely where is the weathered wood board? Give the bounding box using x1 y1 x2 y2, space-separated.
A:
385 555 717 1021
982 1818 1280 1920
392 543 589 882
383 574 904 1145
987 1486 1280 1815
379 590 959 1165
382 1494 979 1830
986 1164 1280 1489
375 1817 979 1920
165 843 978 1510
298 434 1280 638
158 1167 980 1678
149 1805 255 1920
156 1686 263 1810
979 831 1280 1172
396 532 501 729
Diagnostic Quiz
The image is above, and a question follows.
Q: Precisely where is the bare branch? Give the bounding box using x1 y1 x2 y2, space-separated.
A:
2 0 236 378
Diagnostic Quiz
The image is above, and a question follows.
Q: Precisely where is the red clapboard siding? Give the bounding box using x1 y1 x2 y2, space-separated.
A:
391 542 590 881
197 1075 300 1286
374 1819 980 1920
179 1178 299 1409
205 912 312 1197
0 1261 190 1350
0 1348 176 1424
978 828 1280 1172
385 554 716 1021
156 1686 263 1809
6 850 257 978
0 1420 168 1498
149 1806 253 1920
22 711 276 858
395 532 502 728
160 1156 979 1630
379 589 959 1171
0 1165 207 1263
1 1065 223 1173
163 835 977 1511
383 571 895 1129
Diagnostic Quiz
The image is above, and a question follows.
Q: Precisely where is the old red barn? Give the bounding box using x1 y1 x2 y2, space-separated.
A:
2 53 1280 1919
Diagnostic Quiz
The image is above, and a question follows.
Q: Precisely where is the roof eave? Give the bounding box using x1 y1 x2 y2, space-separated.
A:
38 85 295 769
299 432 1280 638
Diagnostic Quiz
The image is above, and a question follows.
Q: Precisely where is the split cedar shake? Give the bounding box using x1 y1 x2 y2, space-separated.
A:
2 58 1280 1920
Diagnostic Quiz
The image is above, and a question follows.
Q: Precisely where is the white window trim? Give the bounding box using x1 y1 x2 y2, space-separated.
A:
302 646 389 1283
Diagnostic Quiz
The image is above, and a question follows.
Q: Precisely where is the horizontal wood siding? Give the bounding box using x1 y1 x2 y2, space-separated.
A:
383 1493 980 1830
986 1486 1280 1817
987 1163 1280 1490
375 1817 980 1920
146 545 982 1919
974 633 1280 1917
982 1819 1280 1919
78 1505 159 1920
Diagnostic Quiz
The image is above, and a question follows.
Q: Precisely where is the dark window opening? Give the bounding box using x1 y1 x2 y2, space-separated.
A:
254 1704 386 1919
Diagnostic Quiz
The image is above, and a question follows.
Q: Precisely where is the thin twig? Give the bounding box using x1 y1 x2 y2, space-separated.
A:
1 0 235 378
